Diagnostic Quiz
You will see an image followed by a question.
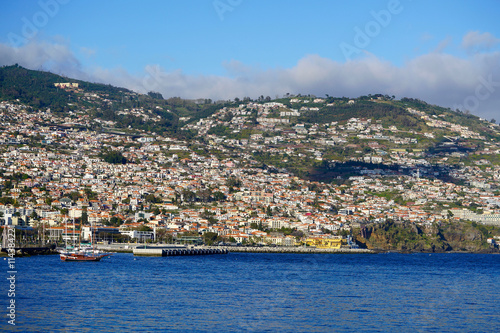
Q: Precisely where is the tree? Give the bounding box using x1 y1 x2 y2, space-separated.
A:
137 225 152 232
68 191 81 201
155 228 171 243
0 197 16 205
213 191 226 202
147 91 164 99
222 112 234 122
197 189 212 202
201 210 217 225
145 193 161 203
181 189 196 202
202 232 221 245
266 205 272 216
84 188 98 200
100 151 127 164
109 216 123 227
291 230 304 240
491 118 497 124
226 177 241 188
81 211 88 224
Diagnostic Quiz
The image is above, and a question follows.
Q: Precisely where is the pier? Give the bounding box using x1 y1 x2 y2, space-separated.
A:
133 245 229 257
97 243 373 256
220 246 374 254
0 246 58 256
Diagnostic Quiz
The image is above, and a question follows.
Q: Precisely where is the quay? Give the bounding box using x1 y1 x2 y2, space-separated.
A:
1 245 58 257
96 243 373 256
133 245 229 257
95 244 228 257
221 246 374 254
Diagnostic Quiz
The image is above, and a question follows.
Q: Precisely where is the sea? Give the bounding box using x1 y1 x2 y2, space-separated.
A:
1 252 499 332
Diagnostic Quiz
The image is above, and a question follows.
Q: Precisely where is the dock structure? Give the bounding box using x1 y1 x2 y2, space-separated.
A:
99 244 373 256
220 246 374 254
133 245 229 257
0 246 58 256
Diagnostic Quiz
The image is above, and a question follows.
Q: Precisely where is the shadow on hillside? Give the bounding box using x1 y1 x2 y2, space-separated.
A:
306 161 463 185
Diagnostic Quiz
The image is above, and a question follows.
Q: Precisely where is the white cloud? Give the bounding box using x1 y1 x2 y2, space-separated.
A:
420 33 434 42
462 31 500 53
0 41 81 75
80 47 96 58
433 36 453 53
1 40 499 120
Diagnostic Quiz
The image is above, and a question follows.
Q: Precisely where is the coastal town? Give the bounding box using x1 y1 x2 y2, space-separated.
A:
1 78 500 251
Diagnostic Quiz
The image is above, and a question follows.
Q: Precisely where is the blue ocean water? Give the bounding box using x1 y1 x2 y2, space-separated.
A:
1 252 499 332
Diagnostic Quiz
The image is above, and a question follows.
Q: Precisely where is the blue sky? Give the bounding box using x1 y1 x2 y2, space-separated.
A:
1 0 500 119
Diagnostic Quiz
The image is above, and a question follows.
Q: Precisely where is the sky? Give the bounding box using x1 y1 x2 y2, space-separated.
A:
0 0 499 120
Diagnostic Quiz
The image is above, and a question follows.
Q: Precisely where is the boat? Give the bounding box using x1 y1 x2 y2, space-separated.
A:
60 219 111 262
60 249 111 261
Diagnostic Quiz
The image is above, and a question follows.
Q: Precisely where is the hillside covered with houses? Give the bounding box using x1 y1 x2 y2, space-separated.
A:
1 66 500 252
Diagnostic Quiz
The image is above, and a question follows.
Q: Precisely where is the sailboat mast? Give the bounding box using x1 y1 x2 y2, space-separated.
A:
64 219 67 249
79 219 82 249
92 220 95 252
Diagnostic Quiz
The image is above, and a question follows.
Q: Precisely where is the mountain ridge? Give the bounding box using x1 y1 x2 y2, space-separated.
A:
1 64 499 177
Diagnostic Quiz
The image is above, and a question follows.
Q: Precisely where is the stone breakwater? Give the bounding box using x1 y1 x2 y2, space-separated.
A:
220 246 374 254
134 246 229 256
97 244 374 256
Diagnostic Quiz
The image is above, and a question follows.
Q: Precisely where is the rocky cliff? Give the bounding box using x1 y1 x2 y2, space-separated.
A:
354 220 499 253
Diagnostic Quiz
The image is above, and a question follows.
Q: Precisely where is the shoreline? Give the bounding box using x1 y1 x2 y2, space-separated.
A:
95 244 499 255
96 244 375 255
221 246 375 254
4 244 496 256
2 249 498 257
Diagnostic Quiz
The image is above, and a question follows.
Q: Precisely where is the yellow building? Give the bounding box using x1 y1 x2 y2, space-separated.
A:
304 237 346 249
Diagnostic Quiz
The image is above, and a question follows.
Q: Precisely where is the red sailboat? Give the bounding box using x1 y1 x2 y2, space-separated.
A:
60 220 111 262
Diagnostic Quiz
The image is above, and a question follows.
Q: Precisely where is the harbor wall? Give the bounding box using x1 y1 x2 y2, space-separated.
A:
98 244 374 256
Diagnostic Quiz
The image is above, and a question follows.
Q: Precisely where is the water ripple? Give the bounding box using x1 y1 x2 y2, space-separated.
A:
1 253 499 332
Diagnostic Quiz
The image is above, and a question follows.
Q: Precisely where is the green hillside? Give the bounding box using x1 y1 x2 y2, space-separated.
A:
1 65 499 173
0 65 231 136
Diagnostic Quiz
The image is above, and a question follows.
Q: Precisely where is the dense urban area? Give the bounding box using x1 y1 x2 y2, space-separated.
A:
1 65 500 252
